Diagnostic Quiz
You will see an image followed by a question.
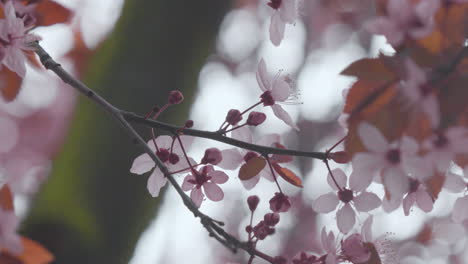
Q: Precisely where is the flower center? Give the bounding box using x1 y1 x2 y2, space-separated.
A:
156 148 170 162
409 179 420 193
338 188 353 203
260 91 275 106
385 149 400 164
267 0 282 10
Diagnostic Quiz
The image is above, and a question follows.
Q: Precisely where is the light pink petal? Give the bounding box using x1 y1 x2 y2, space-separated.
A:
361 216 373 242
402 155 432 181
203 182 224 201
269 13 285 46
325 254 337 264
4 47 26 77
147 169 168 197
257 133 280 147
217 148 243 170
452 196 468 223
354 192 381 212
231 126 253 143
256 58 270 92
191 187 204 208
271 77 290 102
444 172 466 193
388 0 412 19
348 170 374 193
337 203 356 234
382 195 402 212
365 17 404 46
172 135 194 154
422 95 440 128
0 117 18 153
279 0 296 23
313 192 339 213
241 175 260 190
168 157 196 173
155 135 173 149
415 190 433 212
327 168 347 191
358 122 389 152
402 193 416 216
271 104 299 130
259 169 275 182
383 167 409 201
130 154 155 175
321 228 329 252
209 170 229 184
181 175 195 191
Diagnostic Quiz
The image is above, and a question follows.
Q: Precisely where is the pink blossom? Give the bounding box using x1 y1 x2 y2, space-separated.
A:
0 208 22 254
402 178 434 216
351 123 430 207
269 192 291 212
267 0 297 46
130 135 194 197
256 58 299 130
320 227 338 264
365 0 440 47
312 168 381 234
401 59 440 128
181 165 228 208
423 127 468 173
0 1 41 77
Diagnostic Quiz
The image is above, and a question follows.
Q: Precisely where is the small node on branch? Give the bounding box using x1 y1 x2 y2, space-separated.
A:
184 120 194 128
86 91 94 98
168 90 184 105
152 106 160 113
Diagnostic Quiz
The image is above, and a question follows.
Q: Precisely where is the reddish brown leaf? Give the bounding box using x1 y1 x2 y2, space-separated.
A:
0 253 21 264
343 80 397 117
0 68 23 102
272 163 302 188
35 0 72 26
341 55 397 82
425 171 446 201
0 185 14 211
16 237 54 264
239 157 266 181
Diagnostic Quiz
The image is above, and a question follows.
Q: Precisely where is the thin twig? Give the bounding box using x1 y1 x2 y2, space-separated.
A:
32 41 277 263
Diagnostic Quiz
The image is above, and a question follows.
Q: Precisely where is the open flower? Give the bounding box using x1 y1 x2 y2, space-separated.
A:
130 135 194 197
256 58 299 130
313 168 381 234
181 165 228 208
267 0 297 46
0 1 41 77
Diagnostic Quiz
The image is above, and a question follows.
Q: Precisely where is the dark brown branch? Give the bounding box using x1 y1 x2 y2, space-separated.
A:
32 41 278 263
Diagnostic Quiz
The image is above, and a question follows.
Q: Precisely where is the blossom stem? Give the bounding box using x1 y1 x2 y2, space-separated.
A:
265 156 283 193
326 135 347 156
174 135 198 175
324 160 343 192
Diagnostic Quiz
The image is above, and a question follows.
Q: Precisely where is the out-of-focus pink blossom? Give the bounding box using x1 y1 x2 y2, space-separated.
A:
256 58 299 130
0 1 41 77
181 165 228 208
267 0 297 46
320 227 338 264
0 208 22 254
402 178 434 215
312 168 381 234
130 135 194 197
365 0 440 47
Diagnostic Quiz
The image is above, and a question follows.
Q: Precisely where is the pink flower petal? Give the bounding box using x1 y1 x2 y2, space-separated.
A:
279 0 296 23
402 193 416 216
444 172 466 193
361 216 373 242
271 77 290 101
209 170 229 184
271 104 299 130
353 192 381 212
231 126 253 143
327 168 347 191
147 169 168 197
256 58 270 92
181 175 195 191
191 187 204 208
313 192 339 213
358 122 389 153
217 148 243 170
415 190 433 212
337 203 356 234
383 167 409 201
452 196 468 223
241 175 260 190
422 95 440 128
203 182 224 201
130 154 155 175
269 13 285 46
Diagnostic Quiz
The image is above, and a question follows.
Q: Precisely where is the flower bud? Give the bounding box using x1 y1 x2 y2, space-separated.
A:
329 151 351 164
264 213 280 226
185 120 194 128
201 148 222 165
225 109 243 126
247 195 260 211
247 111 266 126
168 153 180 164
168 90 184 105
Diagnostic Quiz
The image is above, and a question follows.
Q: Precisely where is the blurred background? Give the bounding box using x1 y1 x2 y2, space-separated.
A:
1 0 464 263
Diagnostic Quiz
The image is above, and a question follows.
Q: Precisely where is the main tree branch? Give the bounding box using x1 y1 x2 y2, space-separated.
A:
32 42 278 263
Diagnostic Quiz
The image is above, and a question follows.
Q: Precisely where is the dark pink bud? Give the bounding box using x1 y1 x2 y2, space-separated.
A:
168 90 184 104
247 111 266 126
247 195 260 211
269 192 291 213
152 106 161 113
201 148 222 165
245 225 252 233
264 213 280 226
225 109 243 126
168 153 180 164
272 256 288 264
184 120 194 128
